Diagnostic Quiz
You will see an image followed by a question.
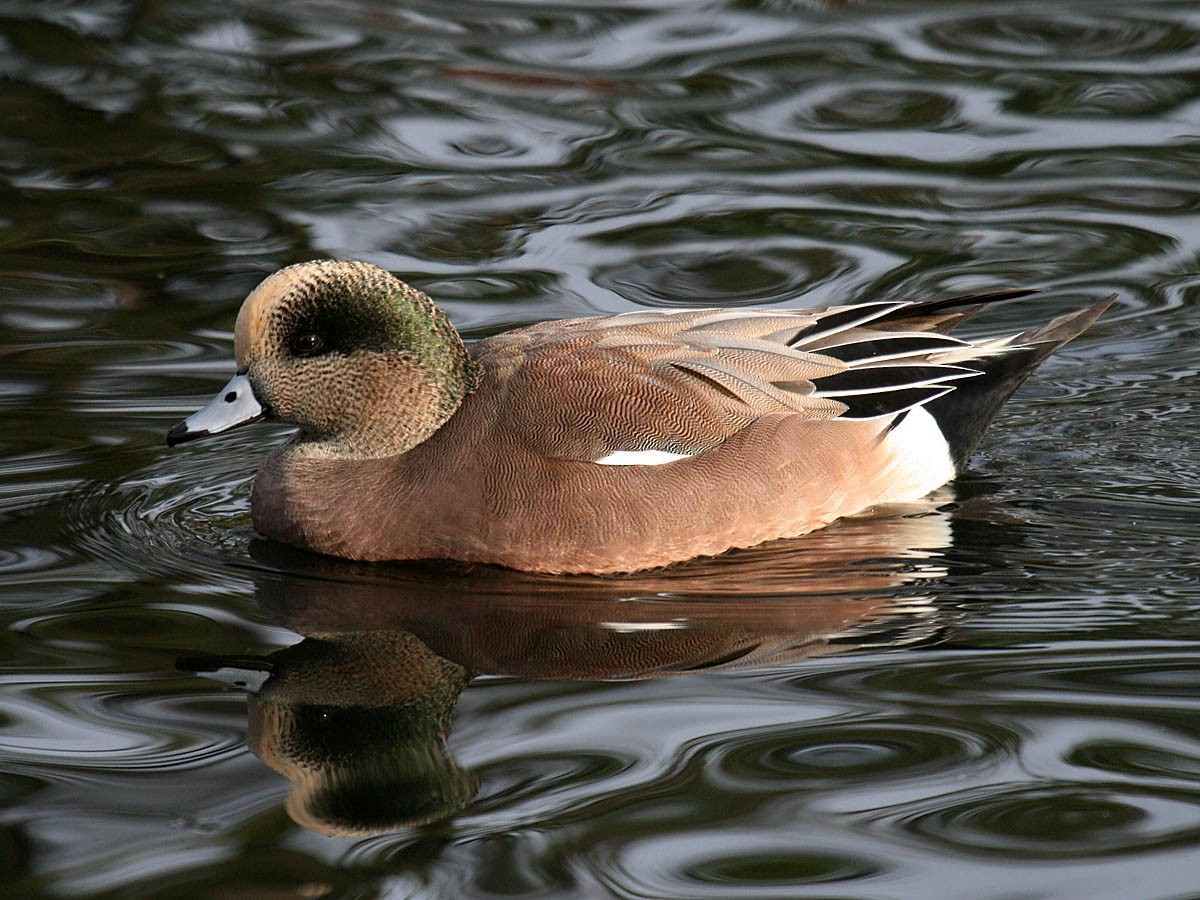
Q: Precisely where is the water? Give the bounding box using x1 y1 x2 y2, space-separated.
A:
2 0 1199 896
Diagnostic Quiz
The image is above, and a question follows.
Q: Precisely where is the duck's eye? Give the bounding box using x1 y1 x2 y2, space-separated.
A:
291 332 325 357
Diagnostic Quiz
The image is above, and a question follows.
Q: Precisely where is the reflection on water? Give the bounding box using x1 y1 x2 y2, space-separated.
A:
206 633 476 837
186 499 955 836
3 0 1200 896
250 492 958 665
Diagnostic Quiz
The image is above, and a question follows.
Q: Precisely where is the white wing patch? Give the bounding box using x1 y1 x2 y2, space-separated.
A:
594 449 697 466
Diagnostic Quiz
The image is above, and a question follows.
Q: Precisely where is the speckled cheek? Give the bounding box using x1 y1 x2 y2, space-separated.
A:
240 355 290 424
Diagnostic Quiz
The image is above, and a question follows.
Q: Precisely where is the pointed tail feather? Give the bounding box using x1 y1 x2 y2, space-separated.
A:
873 287 1042 334
925 294 1116 468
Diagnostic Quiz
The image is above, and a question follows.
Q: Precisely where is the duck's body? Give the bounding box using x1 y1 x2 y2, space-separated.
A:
252 368 929 574
169 261 1112 574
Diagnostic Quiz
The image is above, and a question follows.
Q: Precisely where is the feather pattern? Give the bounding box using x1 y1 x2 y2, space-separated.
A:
471 289 1058 462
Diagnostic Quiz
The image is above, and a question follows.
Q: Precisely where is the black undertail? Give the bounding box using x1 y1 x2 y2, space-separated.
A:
924 298 1116 468
797 289 1115 467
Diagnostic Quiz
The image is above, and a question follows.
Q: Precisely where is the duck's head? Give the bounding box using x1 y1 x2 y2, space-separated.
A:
167 260 479 459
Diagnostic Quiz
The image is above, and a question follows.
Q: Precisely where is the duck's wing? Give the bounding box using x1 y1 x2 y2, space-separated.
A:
473 293 1027 465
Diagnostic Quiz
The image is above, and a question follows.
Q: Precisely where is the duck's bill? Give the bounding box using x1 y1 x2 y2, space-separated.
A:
167 372 265 446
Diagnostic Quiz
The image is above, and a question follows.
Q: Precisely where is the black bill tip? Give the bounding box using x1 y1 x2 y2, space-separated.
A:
166 422 206 447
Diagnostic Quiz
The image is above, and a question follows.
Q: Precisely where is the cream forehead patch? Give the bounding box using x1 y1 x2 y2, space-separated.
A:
234 268 307 368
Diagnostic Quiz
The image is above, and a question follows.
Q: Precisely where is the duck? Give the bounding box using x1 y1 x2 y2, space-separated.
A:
168 259 1113 574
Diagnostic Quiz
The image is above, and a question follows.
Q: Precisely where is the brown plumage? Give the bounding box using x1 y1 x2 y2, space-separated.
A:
168 260 1114 574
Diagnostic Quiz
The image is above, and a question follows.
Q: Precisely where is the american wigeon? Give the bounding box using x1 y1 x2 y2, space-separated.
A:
168 260 1112 574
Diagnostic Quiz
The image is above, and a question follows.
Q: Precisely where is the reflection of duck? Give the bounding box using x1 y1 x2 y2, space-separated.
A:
185 632 475 838
251 493 959 678
168 259 1112 573
184 498 968 835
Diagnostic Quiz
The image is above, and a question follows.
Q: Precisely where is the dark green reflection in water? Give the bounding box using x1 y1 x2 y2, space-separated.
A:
188 632 475 837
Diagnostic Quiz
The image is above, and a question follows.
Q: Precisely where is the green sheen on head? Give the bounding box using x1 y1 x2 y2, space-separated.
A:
234 260 480 459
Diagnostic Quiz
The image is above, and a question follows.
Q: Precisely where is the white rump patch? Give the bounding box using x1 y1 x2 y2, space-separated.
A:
594 449 696 466
879 405 956 502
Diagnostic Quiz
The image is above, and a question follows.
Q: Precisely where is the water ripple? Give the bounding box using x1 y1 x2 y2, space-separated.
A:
603 834 880 899
1 679 243 771
920 11 1200 68
886 783 1200 859
3 0 1200 895
712 718 1008 792
788 647 1200 715
63 441 261 590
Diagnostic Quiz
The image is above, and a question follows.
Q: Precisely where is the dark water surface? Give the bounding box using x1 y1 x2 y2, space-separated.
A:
3 0 1200 897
